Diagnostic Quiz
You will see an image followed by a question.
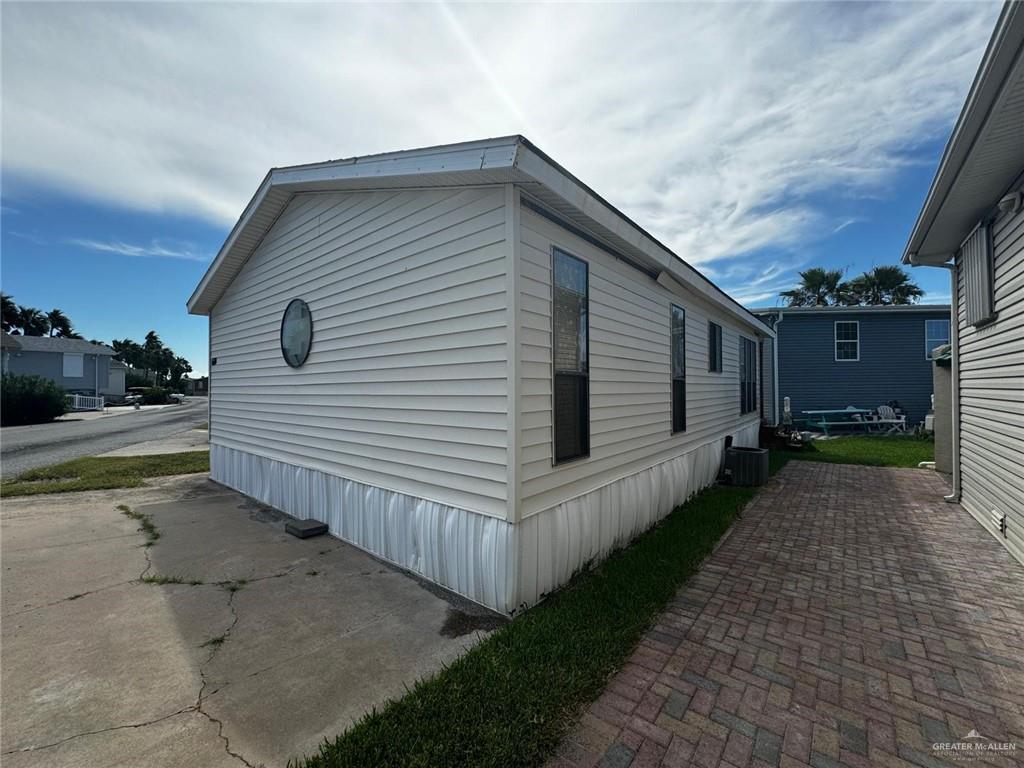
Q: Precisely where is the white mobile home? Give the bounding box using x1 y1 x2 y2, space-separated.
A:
904 2 1024 565
188 136 772 613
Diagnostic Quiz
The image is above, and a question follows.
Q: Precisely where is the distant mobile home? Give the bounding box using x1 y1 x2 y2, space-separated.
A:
903 1 1024 565
2 335 117 397
187 136 773 613
754 304 951 428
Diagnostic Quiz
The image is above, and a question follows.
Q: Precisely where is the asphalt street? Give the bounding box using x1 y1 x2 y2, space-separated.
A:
0 398 209 478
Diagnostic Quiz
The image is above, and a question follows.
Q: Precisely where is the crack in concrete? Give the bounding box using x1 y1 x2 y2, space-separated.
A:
194 585 257 768
195 709 257 768
1 706 195 755
6 579 138 617
139 541 153 581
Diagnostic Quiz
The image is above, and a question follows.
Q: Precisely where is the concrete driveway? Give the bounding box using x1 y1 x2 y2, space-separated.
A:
1 476 501 767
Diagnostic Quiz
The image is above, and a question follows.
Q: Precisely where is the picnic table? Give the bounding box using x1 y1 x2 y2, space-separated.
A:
803 408 874 436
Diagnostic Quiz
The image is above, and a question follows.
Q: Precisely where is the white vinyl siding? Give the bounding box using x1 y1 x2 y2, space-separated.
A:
62 353 84 378
956 195 1024 564
209 186 511 518
517 205 761 518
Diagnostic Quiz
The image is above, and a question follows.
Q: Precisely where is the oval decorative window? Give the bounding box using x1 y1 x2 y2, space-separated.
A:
280 299 313 368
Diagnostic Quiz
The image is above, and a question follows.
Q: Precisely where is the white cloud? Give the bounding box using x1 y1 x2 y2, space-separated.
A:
67 238 210 262
9 230 46 246
1 2 999 283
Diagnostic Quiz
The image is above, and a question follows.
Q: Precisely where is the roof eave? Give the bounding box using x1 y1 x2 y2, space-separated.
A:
903 1 1024 264
513 140 772 337
186 135 772 337
187 169 274 315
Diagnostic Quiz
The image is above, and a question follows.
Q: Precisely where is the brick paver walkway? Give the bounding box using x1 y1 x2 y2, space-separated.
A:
552 462 1024 768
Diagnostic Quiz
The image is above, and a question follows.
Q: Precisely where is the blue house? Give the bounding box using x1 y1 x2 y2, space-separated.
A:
2 335 118 397
754 305 951 429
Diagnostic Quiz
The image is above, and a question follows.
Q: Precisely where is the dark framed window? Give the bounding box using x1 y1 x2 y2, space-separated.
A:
740 336 757 414
671 305 686 433
834 321 859 361
281 299 313 368
552 249 589 463
708 322 723 372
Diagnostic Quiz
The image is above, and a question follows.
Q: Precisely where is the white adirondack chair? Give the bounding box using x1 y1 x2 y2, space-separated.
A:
874 404 907 434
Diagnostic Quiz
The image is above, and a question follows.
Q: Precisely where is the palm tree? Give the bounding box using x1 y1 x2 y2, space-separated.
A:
1 294 19 333
778 268 849 307
46 309 73 337
142 331 166 381
16 307 50 336
169 355 193 389
847 266 923 305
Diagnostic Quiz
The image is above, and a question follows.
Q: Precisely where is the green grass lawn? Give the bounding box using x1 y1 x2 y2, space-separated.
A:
0 451 210 497
772 434 934 469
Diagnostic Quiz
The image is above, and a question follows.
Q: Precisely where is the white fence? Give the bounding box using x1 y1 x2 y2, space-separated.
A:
66 394 105 412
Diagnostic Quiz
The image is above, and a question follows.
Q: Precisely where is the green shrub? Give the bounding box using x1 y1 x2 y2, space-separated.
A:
141 387 171 405
1 373 67 426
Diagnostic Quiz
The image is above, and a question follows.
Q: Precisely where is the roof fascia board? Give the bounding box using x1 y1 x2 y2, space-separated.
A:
275 135 522 174
752 304 951 315
187 170 273 314
270 139 519 188
903 1 1024 263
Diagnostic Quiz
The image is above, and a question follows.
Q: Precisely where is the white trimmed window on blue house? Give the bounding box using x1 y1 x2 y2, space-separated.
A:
834 321 859 361
925 319 951 359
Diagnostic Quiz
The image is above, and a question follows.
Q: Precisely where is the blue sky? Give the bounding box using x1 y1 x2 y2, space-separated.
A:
0 2 1000 376
2 184 219 375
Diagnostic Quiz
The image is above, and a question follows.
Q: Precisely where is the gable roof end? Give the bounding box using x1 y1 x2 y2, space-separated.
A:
187 136 772 337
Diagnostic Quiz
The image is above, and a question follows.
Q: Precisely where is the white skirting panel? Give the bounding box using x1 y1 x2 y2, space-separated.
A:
210 444 518 612
211 420 759 615
514 420 760 611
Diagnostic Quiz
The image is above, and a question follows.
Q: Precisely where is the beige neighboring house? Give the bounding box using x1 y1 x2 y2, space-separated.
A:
903 1 1024 565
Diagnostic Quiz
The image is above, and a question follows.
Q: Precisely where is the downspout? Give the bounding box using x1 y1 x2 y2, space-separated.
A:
908 255 960 502
95 354 99 397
